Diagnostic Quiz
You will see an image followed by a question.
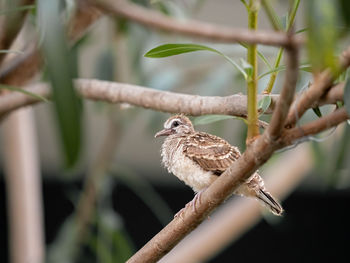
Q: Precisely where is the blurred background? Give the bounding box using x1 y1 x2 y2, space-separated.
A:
1 0 350 262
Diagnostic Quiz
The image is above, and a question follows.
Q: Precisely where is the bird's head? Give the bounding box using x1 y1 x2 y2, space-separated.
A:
155 115 195 138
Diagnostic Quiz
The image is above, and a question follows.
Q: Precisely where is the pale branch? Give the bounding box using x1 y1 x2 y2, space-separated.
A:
267 44 298 139
161 143 312 263
285 46 350 128
126 103 348 263
0 79 345 120
0 79 278 118
92 0 303 47
282 107 349 146
0 0 102 86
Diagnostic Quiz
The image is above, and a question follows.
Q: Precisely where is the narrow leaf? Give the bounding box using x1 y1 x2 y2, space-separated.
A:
0 4 35 15
38 0 82 168
307 0 339 73
344 78 350 115
239 42 272 70
0 49 23 54
145 43 248 79
259 63 311 79
193 114 247 126
240 58 253 78
312 107 322 118
144 43 219 58
0 84 49 102
258 95 272 114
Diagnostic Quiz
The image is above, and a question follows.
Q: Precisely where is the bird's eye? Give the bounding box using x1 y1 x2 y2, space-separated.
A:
171 121 180 128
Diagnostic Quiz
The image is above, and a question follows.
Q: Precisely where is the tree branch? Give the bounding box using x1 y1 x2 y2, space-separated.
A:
267 43 298 139
92 0 302 47
285 46 350 128
160 143 312 263
282 107 349 146
0 79 278 118
0 79 345 121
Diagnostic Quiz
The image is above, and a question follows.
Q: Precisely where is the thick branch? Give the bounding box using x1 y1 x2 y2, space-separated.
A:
0 79 278 118
0 79 346 120
161 143 312 263
93 0 302 47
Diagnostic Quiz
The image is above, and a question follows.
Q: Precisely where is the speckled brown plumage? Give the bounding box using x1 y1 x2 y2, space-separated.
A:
155 115 283 215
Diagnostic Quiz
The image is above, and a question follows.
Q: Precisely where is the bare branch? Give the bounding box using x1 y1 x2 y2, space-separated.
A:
92 0 303 47
267 44 299 139
0 79 346 121
0 79 278 118
161 143 312 263
282 107 349 146
285 46 350 128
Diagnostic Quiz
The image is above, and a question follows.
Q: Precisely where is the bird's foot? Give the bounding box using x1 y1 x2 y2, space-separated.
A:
191 190 205 213
174 202 191 219
174 189 206 219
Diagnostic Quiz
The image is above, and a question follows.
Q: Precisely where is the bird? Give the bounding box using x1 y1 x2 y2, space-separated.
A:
154 114 283 216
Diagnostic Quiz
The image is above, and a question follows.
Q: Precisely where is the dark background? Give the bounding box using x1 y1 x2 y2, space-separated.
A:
1 178 349 263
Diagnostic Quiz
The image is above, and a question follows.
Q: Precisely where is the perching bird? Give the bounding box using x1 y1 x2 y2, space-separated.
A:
155 114 283 216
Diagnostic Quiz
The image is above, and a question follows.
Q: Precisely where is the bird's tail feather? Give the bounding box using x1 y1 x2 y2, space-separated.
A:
257 189 283 216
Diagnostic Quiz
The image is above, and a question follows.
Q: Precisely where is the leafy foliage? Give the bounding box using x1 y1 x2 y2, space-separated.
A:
37 0 82 168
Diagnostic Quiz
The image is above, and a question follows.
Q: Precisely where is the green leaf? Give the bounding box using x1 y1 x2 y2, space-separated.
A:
0 49 23 54
239 42 272 70
240 58 253 78
259 63 311 79
38 0 82 168
344 78 350 115
0 4 35 15
339 0 350 28
307 0 340 73
261 0 283 31
312 107 322 118
144 43 220 58
145 43 248 79
0 84 49 102
258 95 272 115
193 114 247 126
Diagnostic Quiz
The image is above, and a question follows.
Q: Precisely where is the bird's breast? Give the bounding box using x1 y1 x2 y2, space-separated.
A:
161 137 217 192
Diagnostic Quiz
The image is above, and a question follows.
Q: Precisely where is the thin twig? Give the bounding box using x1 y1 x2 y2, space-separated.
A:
92 0 303 47
267 43 299 139
285 45 350 128
282 107 349 146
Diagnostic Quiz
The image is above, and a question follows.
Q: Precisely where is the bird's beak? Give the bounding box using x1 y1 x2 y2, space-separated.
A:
154 128 173 138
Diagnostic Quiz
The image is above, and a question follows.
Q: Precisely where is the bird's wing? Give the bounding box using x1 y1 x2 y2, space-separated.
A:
183 132 241 175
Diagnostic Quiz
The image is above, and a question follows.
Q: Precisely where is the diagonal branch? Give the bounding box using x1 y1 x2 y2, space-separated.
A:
126 104 348 263
92 0 303 47
285 46 350 128
282 107 349 146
